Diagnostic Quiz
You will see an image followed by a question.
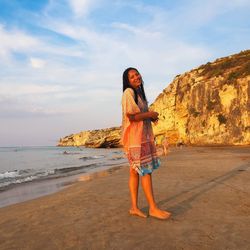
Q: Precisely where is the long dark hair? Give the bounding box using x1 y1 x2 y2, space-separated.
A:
122 67 147 104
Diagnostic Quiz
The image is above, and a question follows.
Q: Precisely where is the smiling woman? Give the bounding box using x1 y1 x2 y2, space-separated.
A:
121 67 171 220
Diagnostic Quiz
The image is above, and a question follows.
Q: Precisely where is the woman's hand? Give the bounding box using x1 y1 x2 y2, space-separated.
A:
128 111 159 122
149 111 159 120
150 111 159 125
152 119 159 125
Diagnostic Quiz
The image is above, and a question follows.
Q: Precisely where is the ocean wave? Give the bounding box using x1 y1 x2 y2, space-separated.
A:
109 156 125 160
62 151 80 155
15 175 39 184
0 147 126 193
0 169 55 189
0 163 101 190
112 151 123 154
0 170 20 179
0 174 39 189
54 164 98 174
79 155 105 160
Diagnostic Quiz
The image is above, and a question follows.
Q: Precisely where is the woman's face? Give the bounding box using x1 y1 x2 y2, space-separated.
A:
128 69 142 89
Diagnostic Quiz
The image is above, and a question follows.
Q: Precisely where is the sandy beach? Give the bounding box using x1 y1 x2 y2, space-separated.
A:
0 146 249 250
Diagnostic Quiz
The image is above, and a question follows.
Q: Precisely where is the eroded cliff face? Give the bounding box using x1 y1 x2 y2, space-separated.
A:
151 50 250 145
58 50 250 147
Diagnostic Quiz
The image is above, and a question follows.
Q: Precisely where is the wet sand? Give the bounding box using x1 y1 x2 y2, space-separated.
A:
0 164 124 208
0 146 249 250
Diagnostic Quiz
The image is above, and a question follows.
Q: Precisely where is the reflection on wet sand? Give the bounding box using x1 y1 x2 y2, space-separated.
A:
0 164 125 208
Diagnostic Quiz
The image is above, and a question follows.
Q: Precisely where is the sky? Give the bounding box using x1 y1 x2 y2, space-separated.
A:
0 0 249 146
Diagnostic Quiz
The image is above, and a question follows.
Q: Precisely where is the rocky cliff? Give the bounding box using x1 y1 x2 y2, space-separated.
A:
151 50 250 145
58 50 250 147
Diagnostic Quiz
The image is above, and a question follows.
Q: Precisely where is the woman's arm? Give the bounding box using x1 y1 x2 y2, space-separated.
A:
128 111 159 122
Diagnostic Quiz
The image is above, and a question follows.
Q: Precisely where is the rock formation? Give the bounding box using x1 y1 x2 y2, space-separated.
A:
151 50 250 146
58 127 122 148
58 50 250 147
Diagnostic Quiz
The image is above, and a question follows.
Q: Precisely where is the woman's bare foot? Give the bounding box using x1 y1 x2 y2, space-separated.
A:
149 207 171 220
129 208 147 218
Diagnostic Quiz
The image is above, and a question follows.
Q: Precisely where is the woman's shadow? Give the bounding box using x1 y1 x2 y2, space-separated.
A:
143 161 250 217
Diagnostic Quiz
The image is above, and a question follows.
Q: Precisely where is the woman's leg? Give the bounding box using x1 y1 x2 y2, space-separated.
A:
129 167 147 218
141 173 171 219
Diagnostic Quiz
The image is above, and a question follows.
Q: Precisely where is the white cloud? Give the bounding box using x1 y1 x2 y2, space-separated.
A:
0 1 214 129
0 23 86 68
30 57 46 69
171 0 250 29
0 24 40 60
0 82 77 119
39 11 212 101
111 22 162 38
67 0 100 17
0 83 74 97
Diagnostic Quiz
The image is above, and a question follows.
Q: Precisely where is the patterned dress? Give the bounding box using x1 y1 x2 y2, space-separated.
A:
121 87 160 176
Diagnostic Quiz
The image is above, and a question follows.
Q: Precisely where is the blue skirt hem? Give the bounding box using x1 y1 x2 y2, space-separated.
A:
136 158 161 176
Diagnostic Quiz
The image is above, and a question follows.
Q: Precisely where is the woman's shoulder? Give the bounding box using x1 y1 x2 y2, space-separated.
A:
124 88 134 94
123 88 135 98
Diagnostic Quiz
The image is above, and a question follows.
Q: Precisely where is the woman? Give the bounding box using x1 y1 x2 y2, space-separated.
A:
121 67 171 220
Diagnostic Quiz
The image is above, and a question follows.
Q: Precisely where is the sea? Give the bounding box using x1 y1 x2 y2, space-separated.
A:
0 146 128 208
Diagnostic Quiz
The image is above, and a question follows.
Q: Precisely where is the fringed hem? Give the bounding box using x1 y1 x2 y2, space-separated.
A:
133 158 161 176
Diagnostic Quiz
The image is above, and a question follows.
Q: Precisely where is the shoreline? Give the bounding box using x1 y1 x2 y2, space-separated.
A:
0 146 249 249
0 163 126 208
1 145 249 209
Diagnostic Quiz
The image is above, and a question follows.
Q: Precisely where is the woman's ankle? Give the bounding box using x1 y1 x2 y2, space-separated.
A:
130 205 139 210
149 204 158 211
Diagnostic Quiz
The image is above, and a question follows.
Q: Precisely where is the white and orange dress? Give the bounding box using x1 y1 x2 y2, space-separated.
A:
121 87 160 176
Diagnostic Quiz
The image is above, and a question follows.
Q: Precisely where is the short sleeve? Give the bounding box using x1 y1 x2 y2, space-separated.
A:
122 88 141 116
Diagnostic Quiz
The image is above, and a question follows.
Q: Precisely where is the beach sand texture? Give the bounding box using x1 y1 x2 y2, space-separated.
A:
0 146 250 250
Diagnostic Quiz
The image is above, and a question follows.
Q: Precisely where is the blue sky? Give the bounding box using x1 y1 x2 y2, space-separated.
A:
0 0 249 146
